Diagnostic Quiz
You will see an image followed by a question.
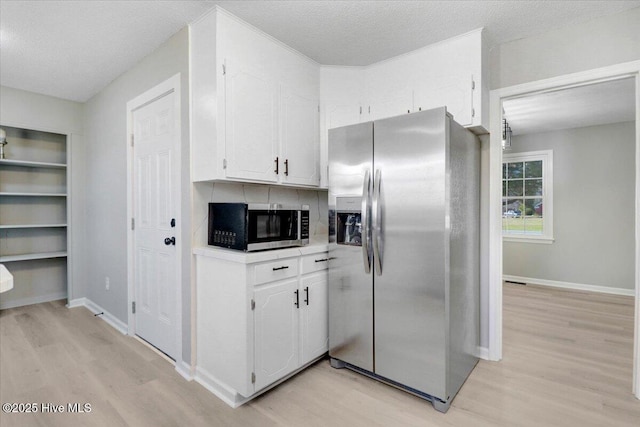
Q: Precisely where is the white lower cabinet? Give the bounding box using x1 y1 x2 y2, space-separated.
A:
300 272 329 363
253 278 300 391
194 245 328 407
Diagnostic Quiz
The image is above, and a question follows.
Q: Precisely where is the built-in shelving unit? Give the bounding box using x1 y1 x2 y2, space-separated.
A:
0 125 70 309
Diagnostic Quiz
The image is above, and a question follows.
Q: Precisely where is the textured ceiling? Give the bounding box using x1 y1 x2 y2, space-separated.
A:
503 77 636 136
1 1 639 102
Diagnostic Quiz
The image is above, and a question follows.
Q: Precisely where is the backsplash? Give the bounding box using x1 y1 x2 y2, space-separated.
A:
192 181 329 247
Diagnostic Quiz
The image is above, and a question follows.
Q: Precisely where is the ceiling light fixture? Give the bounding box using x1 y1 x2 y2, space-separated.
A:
502 119 512 150
0 128 7 159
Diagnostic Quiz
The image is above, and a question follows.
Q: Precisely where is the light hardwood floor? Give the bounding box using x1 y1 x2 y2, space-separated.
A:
1 283 638 426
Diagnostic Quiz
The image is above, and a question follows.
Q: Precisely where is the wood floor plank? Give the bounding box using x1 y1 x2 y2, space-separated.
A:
1 284 638 426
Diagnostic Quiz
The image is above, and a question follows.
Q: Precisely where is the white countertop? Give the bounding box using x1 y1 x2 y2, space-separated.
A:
193 240 328 264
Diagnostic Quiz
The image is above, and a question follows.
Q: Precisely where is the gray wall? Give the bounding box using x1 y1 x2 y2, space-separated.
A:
0 86 87 304
490 7 640 89
503 122 635 290
83 28 192 364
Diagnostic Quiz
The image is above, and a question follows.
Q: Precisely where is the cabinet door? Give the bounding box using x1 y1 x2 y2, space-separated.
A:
280 87 320 186
300 272 329 365
225 58 279 183
414 74 473 126
326 103 362 129
253 278 300 391
367 89 413 121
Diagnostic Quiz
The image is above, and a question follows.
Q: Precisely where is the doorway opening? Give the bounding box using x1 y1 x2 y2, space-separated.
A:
501 77 637 407
488 62 640 400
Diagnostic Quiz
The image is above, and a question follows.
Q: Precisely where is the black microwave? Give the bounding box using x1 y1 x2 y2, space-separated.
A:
208 203 310 251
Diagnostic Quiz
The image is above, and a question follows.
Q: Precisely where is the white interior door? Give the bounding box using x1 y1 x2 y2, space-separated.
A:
132 91 178 360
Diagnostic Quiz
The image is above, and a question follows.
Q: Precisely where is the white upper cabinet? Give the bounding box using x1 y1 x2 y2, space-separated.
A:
363 28 488 130
280 86 320 186
319 29 488 187
192 10 487 188
224 58 279 182
190 8 320 187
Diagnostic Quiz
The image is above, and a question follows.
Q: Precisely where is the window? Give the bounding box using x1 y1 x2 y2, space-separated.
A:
502 150 553 243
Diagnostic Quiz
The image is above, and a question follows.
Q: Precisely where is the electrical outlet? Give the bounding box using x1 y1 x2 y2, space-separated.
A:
105 277 110 291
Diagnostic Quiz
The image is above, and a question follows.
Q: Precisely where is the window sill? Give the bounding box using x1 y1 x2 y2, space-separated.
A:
503 236 554 245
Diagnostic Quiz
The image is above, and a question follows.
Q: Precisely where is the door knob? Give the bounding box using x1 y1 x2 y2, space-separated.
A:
164 237 176 245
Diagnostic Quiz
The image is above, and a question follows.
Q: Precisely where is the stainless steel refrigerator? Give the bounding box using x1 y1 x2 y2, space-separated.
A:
328 107 480 413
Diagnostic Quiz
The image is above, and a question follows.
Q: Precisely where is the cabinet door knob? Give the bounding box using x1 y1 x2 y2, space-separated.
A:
294 289 299 308
284 159 289 176
164 237 176 245
272 265 289 271
274 157 279 174
304 286 309 305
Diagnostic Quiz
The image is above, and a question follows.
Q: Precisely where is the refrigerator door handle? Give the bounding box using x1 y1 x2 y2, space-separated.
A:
372 169 383 276
361 169 372 274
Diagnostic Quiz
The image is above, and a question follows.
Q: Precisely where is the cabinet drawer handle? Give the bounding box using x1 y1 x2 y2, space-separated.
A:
274 157 279 174
314 258 328 263
294 289 299 308
284 159 289 176
272 266 289 271
304 286 309 305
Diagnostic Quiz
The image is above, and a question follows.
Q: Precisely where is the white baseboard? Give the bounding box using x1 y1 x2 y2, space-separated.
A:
0 291 67 310
68 297 128 335
66 297 87 308
476 346 489 360
195 367 249 408
503 275 635 297
175 360 194 381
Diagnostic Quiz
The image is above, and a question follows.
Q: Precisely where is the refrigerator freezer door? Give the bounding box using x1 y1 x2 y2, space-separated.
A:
373 108 449 399
328 123 374 372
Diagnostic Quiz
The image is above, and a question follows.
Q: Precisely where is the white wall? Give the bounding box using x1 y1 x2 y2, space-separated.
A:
490 7 640 89
82 28 192 363
503 122 635 290
0 85 87 303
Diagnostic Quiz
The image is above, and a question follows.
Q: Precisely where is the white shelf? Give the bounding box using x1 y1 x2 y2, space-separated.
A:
0 224 67 229
0 192 67 197
0 159 67 169
0 251 67 262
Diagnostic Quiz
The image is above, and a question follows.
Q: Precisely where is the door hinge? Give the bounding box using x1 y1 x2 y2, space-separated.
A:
251 299 255 310
132 301 136 314
359 106 362 115
368 106 371 114
222 64 226 75
131 218 135 230
223 158 227 169
472 108 476 118
130 135 134 147
251 372 256 384
318 104 320 113
471 79 476 90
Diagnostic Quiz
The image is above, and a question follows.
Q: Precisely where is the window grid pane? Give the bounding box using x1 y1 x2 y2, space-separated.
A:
502 155 547 237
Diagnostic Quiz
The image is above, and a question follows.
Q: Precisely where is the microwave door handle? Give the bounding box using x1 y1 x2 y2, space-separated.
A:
361 169 372 274
372 169 382 276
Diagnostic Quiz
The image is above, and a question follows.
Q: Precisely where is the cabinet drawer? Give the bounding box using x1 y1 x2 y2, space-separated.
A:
254 258 299 285
301 253 330 275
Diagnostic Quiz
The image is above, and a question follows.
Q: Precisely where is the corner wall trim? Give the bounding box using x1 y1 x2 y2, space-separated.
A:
176 360 194 381
477 346 490 360
503 275 635 297
68 297 128 335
